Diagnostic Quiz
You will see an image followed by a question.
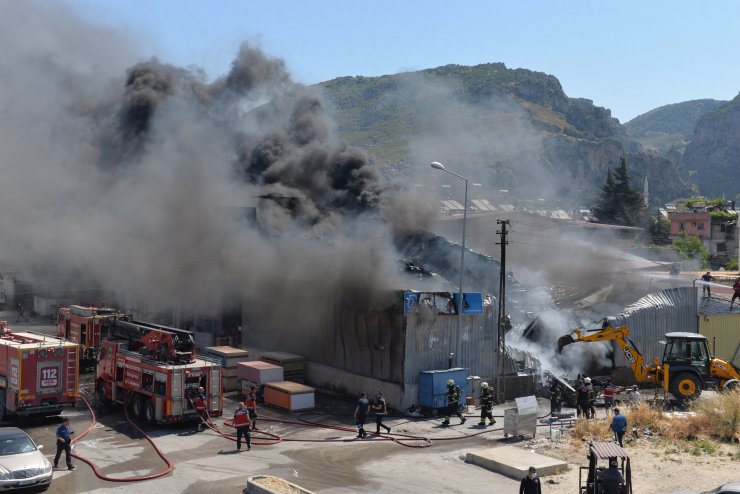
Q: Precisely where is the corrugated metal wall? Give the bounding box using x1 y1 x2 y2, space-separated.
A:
698 314 740 362
612 287 698 368
242 291 406 384
403 302 498 384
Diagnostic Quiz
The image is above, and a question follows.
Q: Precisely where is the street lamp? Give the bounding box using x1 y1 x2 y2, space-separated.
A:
430 161 469 369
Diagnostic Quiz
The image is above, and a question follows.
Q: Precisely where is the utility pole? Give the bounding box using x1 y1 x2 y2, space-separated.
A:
495 220 510 404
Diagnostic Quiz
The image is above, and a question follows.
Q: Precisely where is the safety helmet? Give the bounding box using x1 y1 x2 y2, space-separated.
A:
584 377 591 384
447 379 455 386
481 382 489 389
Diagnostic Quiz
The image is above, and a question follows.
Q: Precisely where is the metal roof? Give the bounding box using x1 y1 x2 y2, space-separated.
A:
698 294 736 315
589 441 630 459
665 332 707 339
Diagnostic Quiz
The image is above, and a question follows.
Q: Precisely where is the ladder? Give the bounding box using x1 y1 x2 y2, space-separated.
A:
66 346 78 395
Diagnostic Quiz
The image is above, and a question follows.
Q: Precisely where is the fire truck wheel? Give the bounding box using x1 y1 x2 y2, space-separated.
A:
144 399 155 424
131 394 145 420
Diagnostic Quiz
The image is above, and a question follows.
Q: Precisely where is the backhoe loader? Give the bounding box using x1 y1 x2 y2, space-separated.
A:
558 325 740 401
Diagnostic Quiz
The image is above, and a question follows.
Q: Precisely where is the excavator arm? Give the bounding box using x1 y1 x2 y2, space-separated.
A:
557 325 661 384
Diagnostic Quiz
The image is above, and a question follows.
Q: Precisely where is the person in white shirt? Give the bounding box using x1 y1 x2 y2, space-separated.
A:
628 385 641 404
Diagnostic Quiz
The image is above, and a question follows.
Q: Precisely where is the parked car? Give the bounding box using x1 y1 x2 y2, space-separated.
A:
0 427 53 491
672 482 740 494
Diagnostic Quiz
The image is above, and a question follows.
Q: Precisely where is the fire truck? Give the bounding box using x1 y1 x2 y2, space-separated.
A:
0 321 79 420
96 319 223 424
57 305 124 369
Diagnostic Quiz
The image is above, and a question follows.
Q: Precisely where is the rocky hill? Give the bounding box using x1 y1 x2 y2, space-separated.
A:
680 94 740 198
625 99 725 154
319 63 690 205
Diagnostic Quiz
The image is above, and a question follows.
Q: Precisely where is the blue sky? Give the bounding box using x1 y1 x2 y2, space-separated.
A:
67 0 739 122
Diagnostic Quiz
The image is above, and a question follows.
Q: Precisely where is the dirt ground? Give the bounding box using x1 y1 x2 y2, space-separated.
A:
518 424 740 494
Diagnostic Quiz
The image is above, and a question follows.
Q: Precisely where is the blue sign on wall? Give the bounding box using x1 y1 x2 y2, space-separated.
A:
403 291 483 315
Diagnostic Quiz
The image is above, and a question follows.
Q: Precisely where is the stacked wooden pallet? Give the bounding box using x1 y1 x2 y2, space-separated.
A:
204 346 250 391
260 352 304 384
263 381 315 411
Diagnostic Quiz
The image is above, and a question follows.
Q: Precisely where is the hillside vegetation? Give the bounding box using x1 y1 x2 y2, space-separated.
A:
319 63 690 204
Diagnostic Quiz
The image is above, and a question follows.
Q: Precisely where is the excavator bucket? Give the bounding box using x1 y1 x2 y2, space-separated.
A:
557 334 575 353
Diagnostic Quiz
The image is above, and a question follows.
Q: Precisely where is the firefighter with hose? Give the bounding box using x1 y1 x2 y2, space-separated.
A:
478 382 496 426
442 379 466 426
233 402 252 452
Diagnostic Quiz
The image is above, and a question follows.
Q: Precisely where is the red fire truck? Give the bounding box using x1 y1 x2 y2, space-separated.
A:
0 321 79 420
57 305 124 369
96 319 223 424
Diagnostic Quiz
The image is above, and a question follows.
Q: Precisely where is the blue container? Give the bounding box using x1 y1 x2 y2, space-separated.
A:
418 368 468 409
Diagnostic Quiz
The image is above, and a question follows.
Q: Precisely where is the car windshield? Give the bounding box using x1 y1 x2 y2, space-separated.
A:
0 434 37 456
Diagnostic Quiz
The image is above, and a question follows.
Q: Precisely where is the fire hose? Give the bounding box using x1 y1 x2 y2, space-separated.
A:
68 391 556 482
70 392 173 482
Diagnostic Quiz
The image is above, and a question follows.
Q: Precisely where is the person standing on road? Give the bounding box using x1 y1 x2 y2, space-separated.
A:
731 278 740 310
701 271 715 297
354 392 370 438
610 408 627 447
372 390 391 435
246 385 259 430
15 303 28 323
519 466 542 494
442 379 466 426
602 378 616 410
54 418 75 470
478 382 496 426
233 402 251 452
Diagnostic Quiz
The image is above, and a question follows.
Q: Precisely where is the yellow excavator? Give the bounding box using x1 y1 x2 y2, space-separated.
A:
557 324 740 401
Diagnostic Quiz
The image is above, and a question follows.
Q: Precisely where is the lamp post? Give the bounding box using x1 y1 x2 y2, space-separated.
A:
431 161 468 369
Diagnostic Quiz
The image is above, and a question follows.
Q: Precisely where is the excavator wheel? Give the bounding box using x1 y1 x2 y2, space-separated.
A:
722 380 740 391
670 372 701 402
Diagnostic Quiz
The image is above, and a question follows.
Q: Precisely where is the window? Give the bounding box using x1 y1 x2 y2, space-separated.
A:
679 223 685 231
697 223 704 230
717 242 727 252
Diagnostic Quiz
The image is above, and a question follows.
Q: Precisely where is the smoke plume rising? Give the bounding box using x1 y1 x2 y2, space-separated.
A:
0 2 430 317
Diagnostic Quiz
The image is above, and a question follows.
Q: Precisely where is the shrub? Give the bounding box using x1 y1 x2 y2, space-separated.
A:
691 389 740 442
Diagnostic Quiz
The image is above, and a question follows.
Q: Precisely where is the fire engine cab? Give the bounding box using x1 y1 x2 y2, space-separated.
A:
0 321 79 419
57 305 124 369
96 319 222 424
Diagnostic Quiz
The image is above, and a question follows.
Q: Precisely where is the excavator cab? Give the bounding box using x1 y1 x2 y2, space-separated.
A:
662 332 712 401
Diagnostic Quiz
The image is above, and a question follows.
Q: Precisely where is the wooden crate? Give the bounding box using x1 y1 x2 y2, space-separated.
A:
263 381 315 411
260 352 304 384
237 361 283 384
204 346 250 368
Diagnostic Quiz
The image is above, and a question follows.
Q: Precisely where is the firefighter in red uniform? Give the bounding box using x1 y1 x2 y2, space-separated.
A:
233 402 251 451
194 386 207 432
246 385 258 430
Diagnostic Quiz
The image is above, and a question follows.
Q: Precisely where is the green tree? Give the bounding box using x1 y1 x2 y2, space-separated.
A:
672 231 709 268
648 214 671 245
592 157 644 226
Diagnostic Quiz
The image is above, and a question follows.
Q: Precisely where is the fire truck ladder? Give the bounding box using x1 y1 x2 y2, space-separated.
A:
66 346 78 395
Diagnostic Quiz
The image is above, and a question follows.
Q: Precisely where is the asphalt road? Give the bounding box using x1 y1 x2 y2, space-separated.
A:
0 313 528 493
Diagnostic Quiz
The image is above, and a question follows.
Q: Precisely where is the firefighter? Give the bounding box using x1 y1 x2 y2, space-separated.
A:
548 379 563 415
354 392 370 438
478 382 496 426
372 390 391 435
442 379 466 426
246 385 259 430
194 386 207 432
54 417 75 470
602 378 616 410
233 402 251 451
576 379 590 419
585 377 596 418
